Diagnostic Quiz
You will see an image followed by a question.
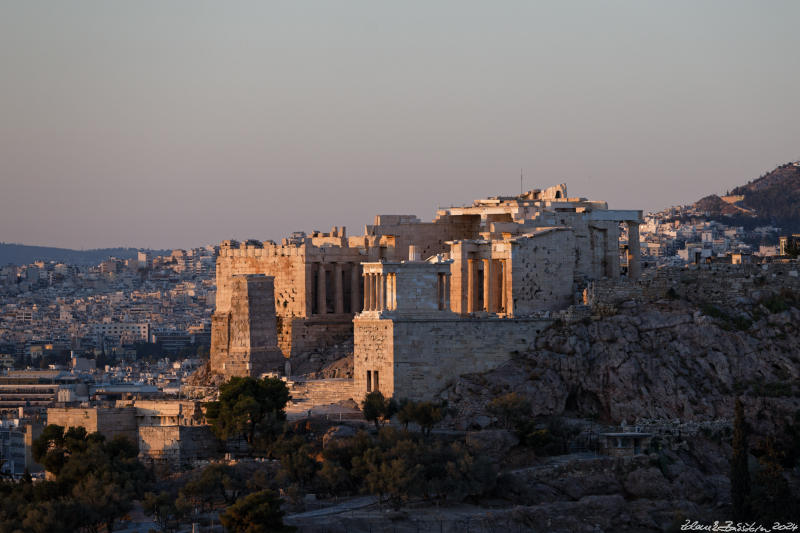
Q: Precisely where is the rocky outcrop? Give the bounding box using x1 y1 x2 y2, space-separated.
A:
466 429 519 458
429 295 800 530
444 299 800 438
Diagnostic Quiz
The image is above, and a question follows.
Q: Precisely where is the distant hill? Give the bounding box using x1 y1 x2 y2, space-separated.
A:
0 243 170 266
691 162 800 232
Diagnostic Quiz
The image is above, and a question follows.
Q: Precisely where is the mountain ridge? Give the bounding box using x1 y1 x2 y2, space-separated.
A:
691 161 800 232
0 242 171 266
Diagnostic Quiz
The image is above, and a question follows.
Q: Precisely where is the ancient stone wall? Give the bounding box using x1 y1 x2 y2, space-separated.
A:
549 215 620 282
215 242 309 317
365 214 482 261
210 274 284 378
215 240 364 359
46 407 138 445
288 378 356 406
125 400 206 426
353 319 394 399
278 317 353 363
586 262 800 309
354 317 553 401
510 228 576 315
138 425 218 465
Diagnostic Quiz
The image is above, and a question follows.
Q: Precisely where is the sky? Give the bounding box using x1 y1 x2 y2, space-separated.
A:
1 1 799 250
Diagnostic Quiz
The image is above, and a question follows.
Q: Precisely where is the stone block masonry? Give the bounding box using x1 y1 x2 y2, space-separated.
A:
48 401 219 467
585 262 800 309
210 274 284 378
47 407 138 445
138 426 218 466
213 186 642 387
354 316 553 401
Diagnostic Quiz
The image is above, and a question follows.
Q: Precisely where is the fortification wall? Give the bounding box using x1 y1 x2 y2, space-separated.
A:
47 407 138 445
585 262 800 309
138 425 218 465
355 317 554 401
216 244 308 317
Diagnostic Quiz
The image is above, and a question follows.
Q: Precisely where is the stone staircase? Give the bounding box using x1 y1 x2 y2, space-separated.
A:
287 378 355 408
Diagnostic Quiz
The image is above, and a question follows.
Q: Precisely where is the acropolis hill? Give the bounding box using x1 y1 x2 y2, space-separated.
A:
209 184 643 401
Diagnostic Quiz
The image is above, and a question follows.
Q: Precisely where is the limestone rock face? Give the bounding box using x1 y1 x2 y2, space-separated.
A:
445 299 800 438
466 429 519 457
623 467 672 500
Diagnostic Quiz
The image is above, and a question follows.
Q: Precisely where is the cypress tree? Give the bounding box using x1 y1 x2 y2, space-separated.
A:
730 397 750 520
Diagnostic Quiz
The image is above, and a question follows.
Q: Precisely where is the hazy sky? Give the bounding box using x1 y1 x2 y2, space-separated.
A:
1 1 799 250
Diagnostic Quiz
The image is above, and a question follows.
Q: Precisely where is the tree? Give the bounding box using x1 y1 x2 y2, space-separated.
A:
750 437 797 522
25 426 149 532
205 376 290 449
275 436 318 489
396 400 415 430
412 402 443 437
730 397 751 521
316 460 350 496
219 490 295 533
32 424 66 474
361 391 397 430
180 464 240 512
395 400 443 436
486 392 531 431
143 491 185 533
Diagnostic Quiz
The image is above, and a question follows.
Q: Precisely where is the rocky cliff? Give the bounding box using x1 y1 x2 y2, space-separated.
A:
435 285 800 530
446 296 799 434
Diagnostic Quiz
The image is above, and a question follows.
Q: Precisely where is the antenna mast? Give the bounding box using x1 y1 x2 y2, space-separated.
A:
520 168 523 195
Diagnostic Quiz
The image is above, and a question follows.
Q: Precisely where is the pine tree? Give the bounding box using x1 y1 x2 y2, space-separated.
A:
730 398 750 520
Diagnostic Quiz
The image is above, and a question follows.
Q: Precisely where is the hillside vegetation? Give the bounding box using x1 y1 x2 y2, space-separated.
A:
693 162 800 232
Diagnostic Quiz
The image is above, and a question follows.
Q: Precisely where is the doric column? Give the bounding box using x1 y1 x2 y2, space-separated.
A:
333 263 344 314
372 273 378 311
389 272 397 311
467 259 476 313
437 273 444 310
317 263 327 315
444 273 451 310
390 273 397 310
627 221 641 279
500 260 507 313
483 258 494 313
494 260 503 312
351 263 360 313
365 273 373 311
377 274 385 311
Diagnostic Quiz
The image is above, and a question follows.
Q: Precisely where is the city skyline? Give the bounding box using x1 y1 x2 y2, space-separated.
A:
2 1 799 249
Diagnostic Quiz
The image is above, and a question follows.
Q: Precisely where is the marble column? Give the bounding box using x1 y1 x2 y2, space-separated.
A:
316 263 327 315
365 273 373 311
333 262 344 314
467 259 477 313
499 260 507 313
377 274 385 311
372 273 379 311
437 273 444 310
387 273 396 310
444 273 451 310
483 258 494 313
351 263 360 313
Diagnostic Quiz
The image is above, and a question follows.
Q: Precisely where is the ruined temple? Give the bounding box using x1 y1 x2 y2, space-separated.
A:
210 184 643 398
